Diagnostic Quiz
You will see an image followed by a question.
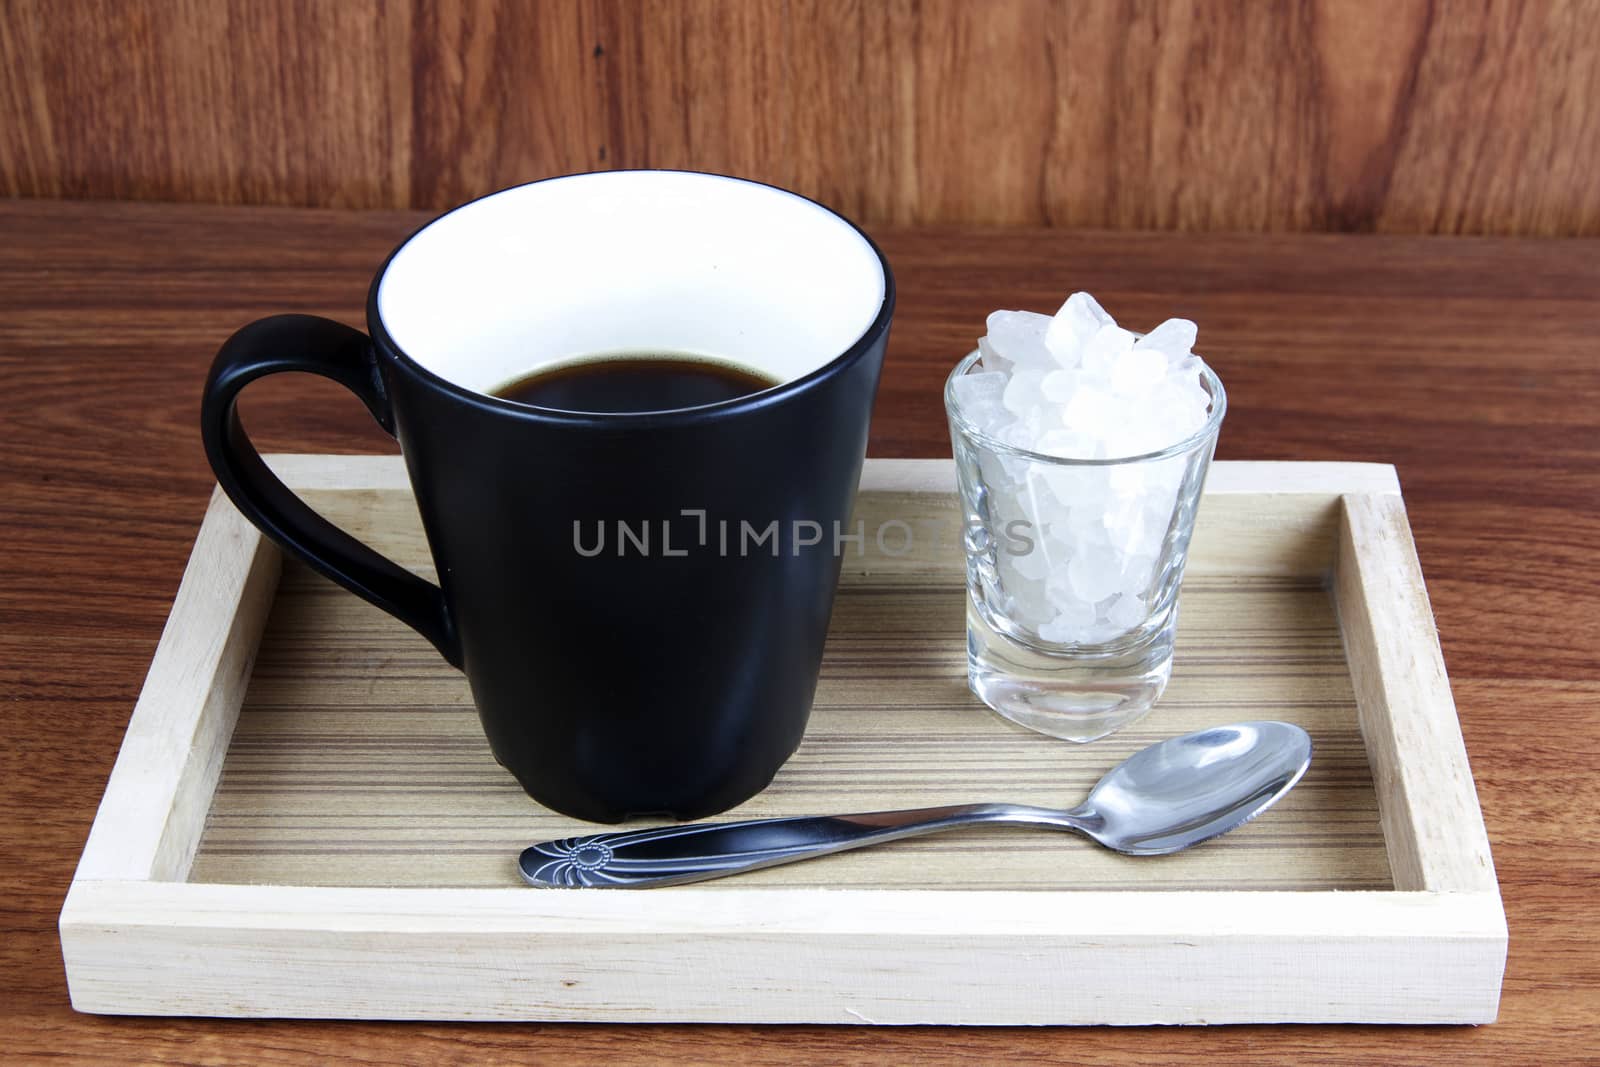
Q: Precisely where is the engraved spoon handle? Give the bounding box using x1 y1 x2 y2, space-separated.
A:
519 803 1092 888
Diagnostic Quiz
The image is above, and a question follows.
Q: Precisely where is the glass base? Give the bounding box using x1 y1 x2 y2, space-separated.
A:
966 603 1175 742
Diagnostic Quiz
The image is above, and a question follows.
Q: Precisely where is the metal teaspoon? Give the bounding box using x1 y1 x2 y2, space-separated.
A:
518 721 1312 888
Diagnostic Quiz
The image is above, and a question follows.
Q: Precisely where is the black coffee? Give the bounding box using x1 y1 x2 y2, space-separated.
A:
493 353 778 414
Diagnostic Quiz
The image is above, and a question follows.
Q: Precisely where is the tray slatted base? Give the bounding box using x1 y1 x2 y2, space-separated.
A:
192 562 1391 892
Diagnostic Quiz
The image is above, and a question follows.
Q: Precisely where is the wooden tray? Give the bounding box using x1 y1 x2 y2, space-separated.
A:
60 457 1506 1024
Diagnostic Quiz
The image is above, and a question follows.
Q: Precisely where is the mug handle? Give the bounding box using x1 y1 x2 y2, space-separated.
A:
200 314 462 667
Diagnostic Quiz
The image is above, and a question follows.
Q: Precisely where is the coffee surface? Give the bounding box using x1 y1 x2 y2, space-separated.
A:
492 354 778 413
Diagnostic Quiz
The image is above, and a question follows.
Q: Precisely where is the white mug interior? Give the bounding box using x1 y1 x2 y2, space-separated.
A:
374 171 888 397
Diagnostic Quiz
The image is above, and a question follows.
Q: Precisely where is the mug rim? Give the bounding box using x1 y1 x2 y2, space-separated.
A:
365 170 896 427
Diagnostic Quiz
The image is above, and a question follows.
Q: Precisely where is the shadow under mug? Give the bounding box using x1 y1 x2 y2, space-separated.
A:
201 171 895 823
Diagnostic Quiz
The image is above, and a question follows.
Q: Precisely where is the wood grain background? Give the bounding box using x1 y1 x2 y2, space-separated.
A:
3 0 1598 234
4 200 1598 1061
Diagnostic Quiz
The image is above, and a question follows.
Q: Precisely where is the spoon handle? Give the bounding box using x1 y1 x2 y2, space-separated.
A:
519 803 1083 888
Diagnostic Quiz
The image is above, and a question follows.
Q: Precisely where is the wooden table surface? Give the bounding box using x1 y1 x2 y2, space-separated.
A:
2 200 1596 1064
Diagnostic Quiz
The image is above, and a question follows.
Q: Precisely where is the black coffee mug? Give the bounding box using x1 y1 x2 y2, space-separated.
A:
202 171 894 822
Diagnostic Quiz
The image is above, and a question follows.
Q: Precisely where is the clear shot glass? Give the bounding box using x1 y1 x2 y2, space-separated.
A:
945 350 1225 742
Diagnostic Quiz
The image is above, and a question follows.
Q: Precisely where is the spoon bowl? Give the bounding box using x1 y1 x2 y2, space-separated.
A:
1081 721 1313 855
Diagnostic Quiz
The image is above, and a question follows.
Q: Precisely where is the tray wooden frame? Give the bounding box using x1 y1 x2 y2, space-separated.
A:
59 457 1506 1024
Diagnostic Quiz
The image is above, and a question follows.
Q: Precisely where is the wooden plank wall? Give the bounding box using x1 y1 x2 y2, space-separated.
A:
2 0 1596 234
